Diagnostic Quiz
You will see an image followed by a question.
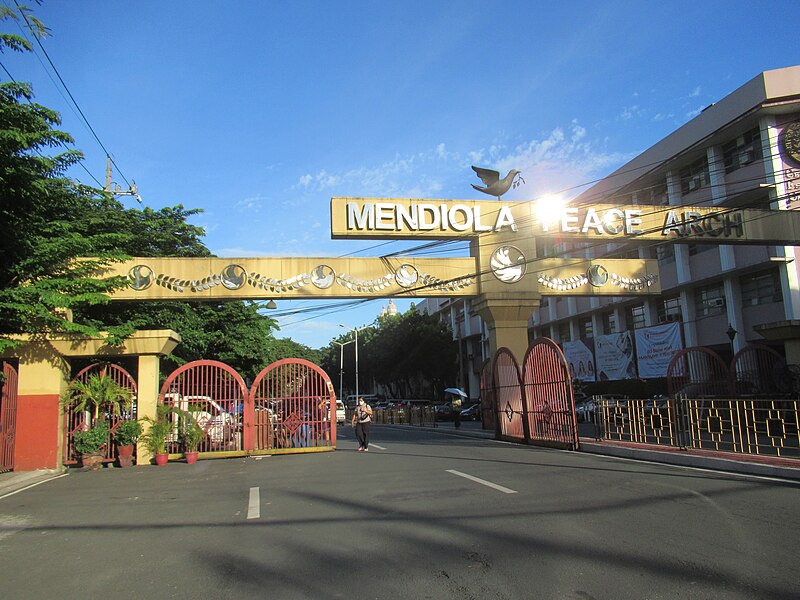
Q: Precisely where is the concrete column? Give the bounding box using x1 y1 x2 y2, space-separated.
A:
474 295 540 363
15 355 69 470
136 354 161 465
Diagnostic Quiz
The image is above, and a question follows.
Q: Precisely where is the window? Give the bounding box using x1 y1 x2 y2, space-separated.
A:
625 304 646 329
694 283 726 317
680 156 710 195
657 296 682 323
688 243 714 256
722 127 762 174
740 270 781 306
602 311 617 334
656 243 675 264
579 317 593 338
557 322 571 343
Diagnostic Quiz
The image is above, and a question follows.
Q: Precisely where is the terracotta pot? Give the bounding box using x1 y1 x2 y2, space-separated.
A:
185 451 199 464
117 445 134 468
154 452 169 466
81 452 104 471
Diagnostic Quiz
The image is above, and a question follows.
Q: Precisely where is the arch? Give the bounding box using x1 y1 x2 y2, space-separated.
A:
250 358 336 451
522 337 579 450
159 360 249 454
64 362 138 466
492 348 525 441
478 358 496 434
731 344 792 396
667 347 729 398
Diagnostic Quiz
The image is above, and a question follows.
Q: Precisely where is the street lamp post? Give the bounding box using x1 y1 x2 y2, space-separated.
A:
340 324 369 402
726 323 737 359
332 339 354 401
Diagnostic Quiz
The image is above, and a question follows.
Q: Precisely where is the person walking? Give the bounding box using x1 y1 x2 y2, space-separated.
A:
352 397 373 452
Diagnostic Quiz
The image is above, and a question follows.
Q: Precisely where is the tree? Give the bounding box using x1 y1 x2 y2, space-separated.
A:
320 308 457 398
0 6 320 369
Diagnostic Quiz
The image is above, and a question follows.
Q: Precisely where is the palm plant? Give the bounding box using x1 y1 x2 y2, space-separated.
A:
62 373 133 425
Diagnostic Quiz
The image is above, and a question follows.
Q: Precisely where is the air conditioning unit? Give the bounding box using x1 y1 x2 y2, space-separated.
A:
739 146 755 165
658 314 680 323
707 297 725 308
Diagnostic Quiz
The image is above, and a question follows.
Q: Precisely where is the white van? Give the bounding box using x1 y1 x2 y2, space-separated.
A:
344 394 381 409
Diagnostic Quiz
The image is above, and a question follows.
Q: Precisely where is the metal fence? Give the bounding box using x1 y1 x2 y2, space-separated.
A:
591 396 800 459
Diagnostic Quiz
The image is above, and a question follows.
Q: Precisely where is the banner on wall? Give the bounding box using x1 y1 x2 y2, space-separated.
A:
634 322 683 378
594 331 638 381
562 339 596 382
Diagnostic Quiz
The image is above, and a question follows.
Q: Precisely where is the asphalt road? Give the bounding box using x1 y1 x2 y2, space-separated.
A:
1 426 798 600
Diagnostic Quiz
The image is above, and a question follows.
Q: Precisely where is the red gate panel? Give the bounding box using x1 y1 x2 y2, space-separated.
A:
492 348 525 440
1 362 18 473
667 347 729 398
731 344 791 396
159 360 249 455
250 359 336 452
522 338 579 450
64 363 138 465
479 359 496 433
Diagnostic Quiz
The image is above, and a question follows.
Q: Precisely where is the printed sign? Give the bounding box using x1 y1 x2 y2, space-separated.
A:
594 331 638 381
562 339 596 382
635 322 683 378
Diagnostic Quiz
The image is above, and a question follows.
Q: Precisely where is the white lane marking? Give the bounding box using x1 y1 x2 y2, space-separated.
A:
446 469 517 494
370 444 386 450
247 487 260 520
0 473 68 501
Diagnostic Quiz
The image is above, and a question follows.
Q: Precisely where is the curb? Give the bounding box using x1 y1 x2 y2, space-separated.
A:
0 468 66 499
578 441 800 482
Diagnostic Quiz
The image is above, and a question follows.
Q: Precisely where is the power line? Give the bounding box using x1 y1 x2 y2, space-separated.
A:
13 0 131 188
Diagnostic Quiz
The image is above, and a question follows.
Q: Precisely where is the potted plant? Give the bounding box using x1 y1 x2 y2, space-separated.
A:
114 419 143 467
72 420 109 470
62 373 133 470
140 404 174 466
180 413 205 464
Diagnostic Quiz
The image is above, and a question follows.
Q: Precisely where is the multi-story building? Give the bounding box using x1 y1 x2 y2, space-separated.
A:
420 65 800 391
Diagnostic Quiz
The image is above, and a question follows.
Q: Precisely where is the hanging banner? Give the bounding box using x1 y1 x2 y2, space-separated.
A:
594 331 638 381
634 322 683 378
562 340 596 382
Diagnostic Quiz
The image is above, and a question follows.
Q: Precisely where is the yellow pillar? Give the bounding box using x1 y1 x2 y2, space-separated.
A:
136 354 160 465
473 293 540 363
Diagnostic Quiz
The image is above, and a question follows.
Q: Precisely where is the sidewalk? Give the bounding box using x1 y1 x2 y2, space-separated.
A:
0 468 66 499
388 421 800 482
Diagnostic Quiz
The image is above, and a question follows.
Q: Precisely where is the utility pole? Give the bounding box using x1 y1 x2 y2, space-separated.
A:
104 155 142 203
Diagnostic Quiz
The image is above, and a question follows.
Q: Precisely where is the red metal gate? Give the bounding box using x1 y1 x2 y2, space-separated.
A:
64 363 138 465
667 347 729 397
1 362 18 473
160 360 249 455
250 359 336 452
158 358 336 457
492 348 526 440
479 359 496 433
522 338 579 450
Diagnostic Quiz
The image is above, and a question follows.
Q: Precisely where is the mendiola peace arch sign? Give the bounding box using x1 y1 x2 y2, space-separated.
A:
107 196 800 361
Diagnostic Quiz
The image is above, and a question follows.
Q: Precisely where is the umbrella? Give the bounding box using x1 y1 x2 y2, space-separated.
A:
444 387 468 398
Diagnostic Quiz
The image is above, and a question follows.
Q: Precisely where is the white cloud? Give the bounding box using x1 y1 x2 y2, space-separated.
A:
235 194 266 212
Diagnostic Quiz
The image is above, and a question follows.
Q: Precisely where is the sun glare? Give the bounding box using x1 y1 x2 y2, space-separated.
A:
535 194 568 231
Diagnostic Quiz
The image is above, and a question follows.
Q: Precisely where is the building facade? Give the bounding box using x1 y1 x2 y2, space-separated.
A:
420 66 800 388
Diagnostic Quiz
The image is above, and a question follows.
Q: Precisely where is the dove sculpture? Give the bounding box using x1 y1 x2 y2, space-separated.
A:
471 166 524 199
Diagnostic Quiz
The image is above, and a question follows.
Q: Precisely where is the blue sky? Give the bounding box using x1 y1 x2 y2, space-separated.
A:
3 0 799 348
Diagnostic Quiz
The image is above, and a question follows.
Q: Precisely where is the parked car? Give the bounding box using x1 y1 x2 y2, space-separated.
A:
328 399 346 425
574 399 595 423
434 403 453 421
460 403 481 421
